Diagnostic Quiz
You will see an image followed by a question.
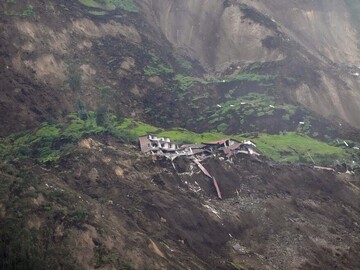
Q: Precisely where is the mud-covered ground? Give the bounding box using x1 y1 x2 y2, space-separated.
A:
1 136 359 269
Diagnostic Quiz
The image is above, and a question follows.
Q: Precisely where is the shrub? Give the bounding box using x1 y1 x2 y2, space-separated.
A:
77 100 88 121
67 208 89 225
109 128 137 143
96 105 109 127
217 123 229 132
67 66 81 91
144 64 173 76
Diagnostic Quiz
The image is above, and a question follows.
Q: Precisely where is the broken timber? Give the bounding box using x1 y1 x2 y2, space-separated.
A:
138 135 262 199
194 159 222 200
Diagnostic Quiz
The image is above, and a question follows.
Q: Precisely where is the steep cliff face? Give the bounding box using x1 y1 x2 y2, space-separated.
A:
247 0 360 65
140 0 360 69
2 0 360 134
139 0 284 70
139 0 360 128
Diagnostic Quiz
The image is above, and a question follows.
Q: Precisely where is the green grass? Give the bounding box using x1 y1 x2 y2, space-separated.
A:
174 75 208 91
79 0 137 12
115 119 353 165
0 113 355 166
177 58 192 70
208 92 297 127
253 132 349 163
174 72 275 92
0 113 136 164
143 52 174 76
144 64 173 76
116 118 161 135
158 129 228 144
116 119 228 143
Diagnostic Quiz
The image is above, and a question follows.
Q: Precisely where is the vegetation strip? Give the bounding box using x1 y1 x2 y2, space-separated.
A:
0 113 358 166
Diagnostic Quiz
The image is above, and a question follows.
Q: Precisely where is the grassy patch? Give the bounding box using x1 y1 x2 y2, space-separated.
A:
174 75 208 91
143 53 173 76
158 129 228 144
144 64 173 76
115 119 353 165
174 71 275 92
116 119 161 135
176 57 192 70
0 113 355 166
253 132 349 164
0 113 136 164
115 119 228 143
208 92 297 127
79 0 137 12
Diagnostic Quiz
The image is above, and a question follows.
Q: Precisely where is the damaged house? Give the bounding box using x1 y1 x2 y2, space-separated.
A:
139 135 261 159
139 135 262 199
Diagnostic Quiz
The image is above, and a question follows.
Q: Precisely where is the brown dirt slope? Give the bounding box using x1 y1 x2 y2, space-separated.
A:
1 0 360 136
1 136 359 269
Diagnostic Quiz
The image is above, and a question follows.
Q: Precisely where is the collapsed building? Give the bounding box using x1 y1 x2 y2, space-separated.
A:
139 134 262 200
139 135 261 159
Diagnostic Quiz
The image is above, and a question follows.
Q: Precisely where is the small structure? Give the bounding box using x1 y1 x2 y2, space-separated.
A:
139 135 179 155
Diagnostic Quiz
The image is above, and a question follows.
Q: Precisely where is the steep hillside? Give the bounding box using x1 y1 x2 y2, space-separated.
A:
140 0 360 129
141 0 360 69
2 1 360 269
1 0 360 137
1 136 360 269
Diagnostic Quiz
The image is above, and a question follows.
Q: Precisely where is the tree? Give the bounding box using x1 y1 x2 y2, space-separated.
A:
96 105 108 127
77 100 88 120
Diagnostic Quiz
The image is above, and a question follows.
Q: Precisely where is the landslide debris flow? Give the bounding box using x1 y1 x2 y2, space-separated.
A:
2 0 360 269
1 136 359 269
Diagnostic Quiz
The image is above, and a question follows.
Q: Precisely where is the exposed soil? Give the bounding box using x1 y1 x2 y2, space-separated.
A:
1 136 359 269
1 2 360 268
1 0 360 137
